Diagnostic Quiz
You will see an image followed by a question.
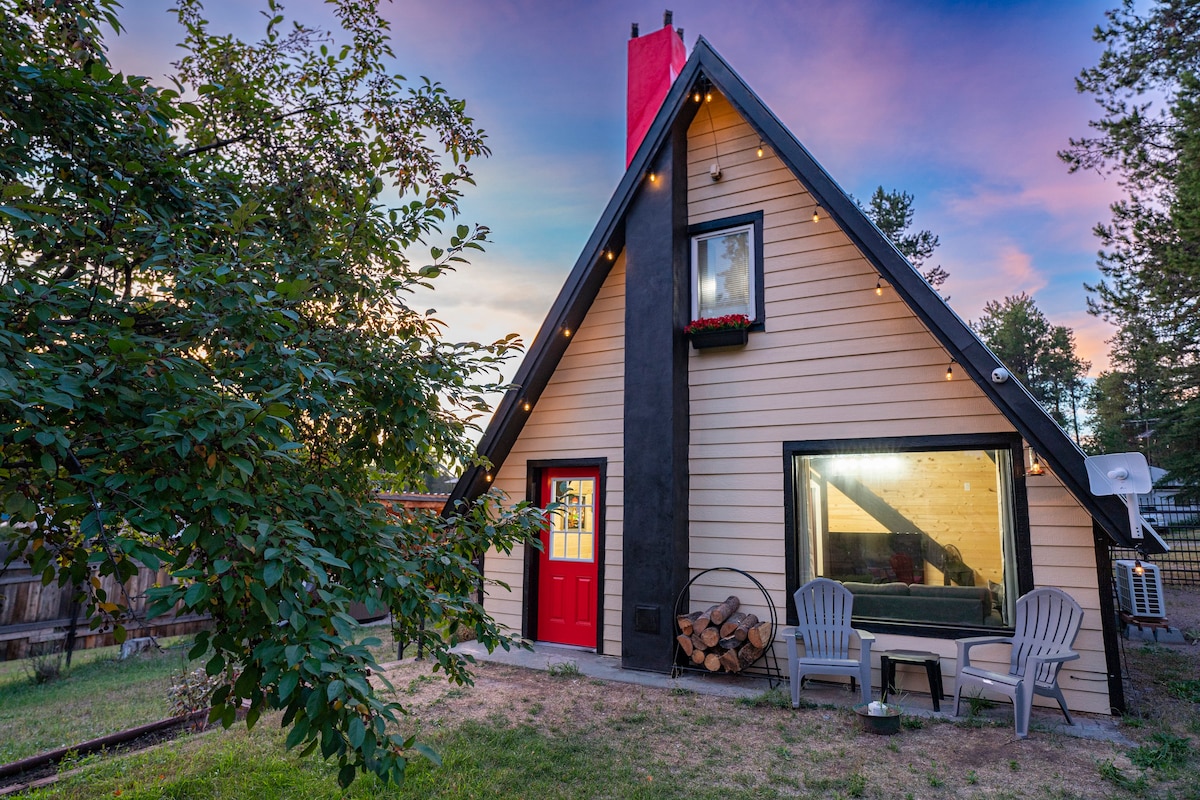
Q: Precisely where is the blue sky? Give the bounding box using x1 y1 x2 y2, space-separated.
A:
109 0 1126 375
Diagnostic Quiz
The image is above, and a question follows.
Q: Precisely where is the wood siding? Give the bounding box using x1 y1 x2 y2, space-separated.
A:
487 257 627 656
684 94 1112 714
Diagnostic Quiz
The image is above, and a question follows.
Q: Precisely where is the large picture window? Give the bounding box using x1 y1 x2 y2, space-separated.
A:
690 212 763 324
787 437 1025 633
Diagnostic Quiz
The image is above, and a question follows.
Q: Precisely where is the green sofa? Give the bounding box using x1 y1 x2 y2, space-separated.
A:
842 581 1000 627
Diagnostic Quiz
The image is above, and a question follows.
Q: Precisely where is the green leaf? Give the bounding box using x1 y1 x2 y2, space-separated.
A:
263 560 284 587
347 716 365 749
411 741 442 766
40 453 56 476
278 670 299 701
337 763 356 789
0 205 33 222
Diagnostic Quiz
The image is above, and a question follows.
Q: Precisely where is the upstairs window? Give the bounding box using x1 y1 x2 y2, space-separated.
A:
690 212 763 324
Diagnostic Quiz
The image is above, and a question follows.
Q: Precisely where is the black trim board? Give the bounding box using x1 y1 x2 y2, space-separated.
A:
445 37 1158 554
621 120 691 672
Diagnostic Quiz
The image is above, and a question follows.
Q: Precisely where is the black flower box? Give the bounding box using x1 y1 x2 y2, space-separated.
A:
688 327 749 350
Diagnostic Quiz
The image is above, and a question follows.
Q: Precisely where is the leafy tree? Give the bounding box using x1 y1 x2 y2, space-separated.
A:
1061 0 1200 497
862 186 948 290
972 294 1091 441
0 0 543 787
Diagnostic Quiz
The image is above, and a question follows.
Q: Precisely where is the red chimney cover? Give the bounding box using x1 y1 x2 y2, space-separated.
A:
626 24 686 167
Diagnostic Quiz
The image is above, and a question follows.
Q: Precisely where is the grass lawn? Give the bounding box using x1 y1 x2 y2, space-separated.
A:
0 639 194 764
4 598 1198 799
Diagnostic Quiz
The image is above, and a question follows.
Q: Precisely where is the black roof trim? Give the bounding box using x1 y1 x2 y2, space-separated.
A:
444 39 1158 553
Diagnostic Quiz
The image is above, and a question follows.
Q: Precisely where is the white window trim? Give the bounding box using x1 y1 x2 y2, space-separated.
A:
690 222 757 322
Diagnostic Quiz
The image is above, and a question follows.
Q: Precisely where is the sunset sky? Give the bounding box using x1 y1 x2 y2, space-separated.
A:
109 0 1127 376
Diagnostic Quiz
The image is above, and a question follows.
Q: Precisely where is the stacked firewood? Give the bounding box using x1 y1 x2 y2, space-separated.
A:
675 596 772 673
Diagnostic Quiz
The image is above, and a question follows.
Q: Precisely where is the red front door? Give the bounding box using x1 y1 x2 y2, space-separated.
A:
537 467 600 647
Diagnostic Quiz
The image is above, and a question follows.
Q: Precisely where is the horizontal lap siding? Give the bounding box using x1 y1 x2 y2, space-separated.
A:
686 95 1111 714
489 257 626 656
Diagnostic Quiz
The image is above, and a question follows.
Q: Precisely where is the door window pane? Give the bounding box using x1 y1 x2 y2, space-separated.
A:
549 477 595 563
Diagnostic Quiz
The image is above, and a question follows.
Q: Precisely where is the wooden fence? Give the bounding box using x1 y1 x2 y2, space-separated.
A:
0 559 209 662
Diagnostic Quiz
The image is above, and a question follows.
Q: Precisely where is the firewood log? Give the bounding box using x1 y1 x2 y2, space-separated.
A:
725 613 760 643
747 621 773 649
736 643 765 670
699 627 720 648
677 634 694 657
703 652 722 671
691 633 707 651
708 596 741 626
677 611 701 635
691 648 706 665
719 611 748 638
719 648 742 673
718 635 742 650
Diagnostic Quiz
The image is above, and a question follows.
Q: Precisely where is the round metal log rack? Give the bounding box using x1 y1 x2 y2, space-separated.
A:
670 566 782 688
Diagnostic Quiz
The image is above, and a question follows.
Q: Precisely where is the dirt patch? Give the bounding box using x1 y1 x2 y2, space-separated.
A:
379 588 1200 798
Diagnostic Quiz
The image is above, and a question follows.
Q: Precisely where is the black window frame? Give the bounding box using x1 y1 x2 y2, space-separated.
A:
688 211 765 330
782 433 1033 639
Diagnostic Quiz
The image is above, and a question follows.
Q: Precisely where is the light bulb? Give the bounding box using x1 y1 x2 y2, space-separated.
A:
705 91 713 102
812 209 819 223
945 364 953 380
1133 559 1145 576
757 142 764 158
693 90 701 103
875 278 883 296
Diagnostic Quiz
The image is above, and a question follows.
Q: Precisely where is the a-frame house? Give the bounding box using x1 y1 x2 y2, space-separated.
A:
447 26 1163 717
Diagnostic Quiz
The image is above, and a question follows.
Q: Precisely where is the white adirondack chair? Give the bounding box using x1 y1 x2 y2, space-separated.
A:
788 578 875 707
953 587 1083 738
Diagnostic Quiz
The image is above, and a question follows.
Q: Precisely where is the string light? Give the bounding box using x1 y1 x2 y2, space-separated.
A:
484 473 493 483
812 207 820 223
1133 558 1145 576
875 278 883 296
693 89 702 103
945 360 954 381
705 89 713 102
521 399 531 412
563 328 571 338
1028 452 1044 476
757 141 764 158
605 250 615 261
648 171 657 183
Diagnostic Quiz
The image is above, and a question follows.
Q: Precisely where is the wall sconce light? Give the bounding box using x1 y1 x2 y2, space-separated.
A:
757 141 765 158
945 360 955 381
812 207 821 224
875 278 884 296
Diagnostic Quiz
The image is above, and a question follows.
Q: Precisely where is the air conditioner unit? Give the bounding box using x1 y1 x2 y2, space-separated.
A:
1114 560 1166 619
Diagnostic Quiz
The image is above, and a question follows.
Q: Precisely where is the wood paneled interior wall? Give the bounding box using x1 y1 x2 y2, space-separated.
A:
684 93 1113 714
487 257 627 656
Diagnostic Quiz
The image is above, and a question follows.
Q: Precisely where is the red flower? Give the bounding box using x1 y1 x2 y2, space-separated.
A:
684 314 752 334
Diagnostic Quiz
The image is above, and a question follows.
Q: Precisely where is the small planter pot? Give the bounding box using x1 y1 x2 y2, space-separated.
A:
688 327 749 350
853 703 902 735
